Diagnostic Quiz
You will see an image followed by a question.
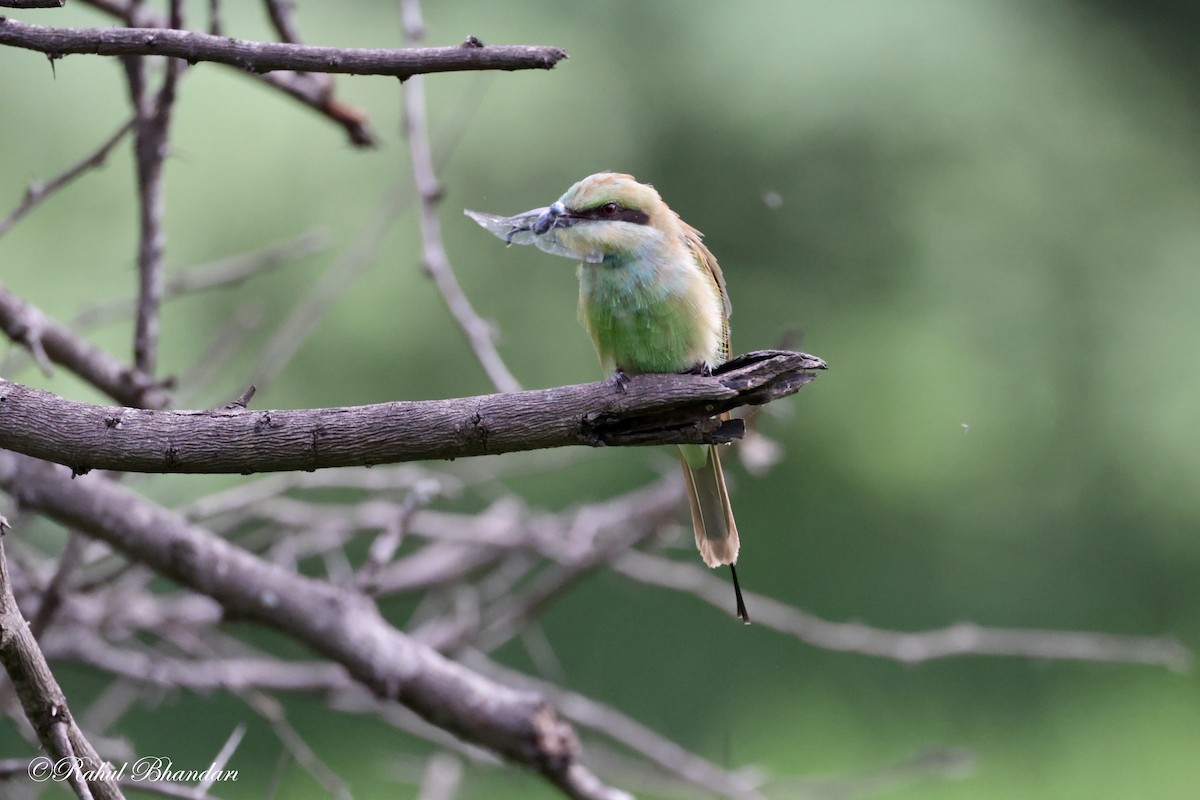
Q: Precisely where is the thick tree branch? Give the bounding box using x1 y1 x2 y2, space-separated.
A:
0 18 569 78
0 531 124 800
0 349 825 475
615 551 1191 669
0 452 627 800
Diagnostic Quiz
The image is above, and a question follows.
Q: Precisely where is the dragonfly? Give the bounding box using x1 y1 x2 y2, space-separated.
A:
464 208 605 264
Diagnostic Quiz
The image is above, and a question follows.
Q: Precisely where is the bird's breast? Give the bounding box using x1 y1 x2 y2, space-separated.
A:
578 255 723 375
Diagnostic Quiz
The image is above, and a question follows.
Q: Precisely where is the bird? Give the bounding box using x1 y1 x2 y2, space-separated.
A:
466 172 749 623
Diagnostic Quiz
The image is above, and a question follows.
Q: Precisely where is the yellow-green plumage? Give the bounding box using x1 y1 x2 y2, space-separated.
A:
467 172 748 622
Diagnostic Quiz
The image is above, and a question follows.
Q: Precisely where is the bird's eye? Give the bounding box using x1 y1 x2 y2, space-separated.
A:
601 202 620 217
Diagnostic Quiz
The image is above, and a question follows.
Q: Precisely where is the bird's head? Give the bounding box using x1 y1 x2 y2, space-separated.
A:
532 173 678 261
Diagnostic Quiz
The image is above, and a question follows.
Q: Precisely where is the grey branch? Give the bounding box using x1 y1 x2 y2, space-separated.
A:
615 551 1192 669
400 0 520 394
80 0 376 146
0 284 170 409
0 349 825 475
0 17 569 79
0 118 133 240
71 230 328 330
403 75 521 394
0 452 627 800
0 535 125 800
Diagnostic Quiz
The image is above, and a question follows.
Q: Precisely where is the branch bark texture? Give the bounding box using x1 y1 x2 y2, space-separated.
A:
0 18 568 78
0 350 825 475
0 452 627 800
0 534 124 800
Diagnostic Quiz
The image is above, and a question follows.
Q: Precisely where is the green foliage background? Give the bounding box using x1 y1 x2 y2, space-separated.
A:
2 1 1199 798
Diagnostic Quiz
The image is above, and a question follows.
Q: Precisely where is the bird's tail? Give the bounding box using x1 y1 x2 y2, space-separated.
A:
680 444 749 623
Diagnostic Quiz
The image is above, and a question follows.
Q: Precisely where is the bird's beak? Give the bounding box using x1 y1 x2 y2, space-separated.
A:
533 201 571 235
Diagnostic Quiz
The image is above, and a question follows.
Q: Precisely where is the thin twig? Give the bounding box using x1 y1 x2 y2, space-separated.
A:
0 119 133 240
356 478 440 591
178 465 455 521
770 747 975 800
71 230 328 331
28 531 86 637
76 0 375 145
174 301 263 408
235 688 352 800
429 479 685 652
0 284 170 408
49 721 96 800
206 0 222 35
614 551 1192 669
263 0 303 44
245 189 408 391
466 651 760 800
401 1 520 394
195 723 245 797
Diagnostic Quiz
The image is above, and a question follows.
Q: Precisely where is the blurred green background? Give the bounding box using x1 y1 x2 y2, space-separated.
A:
2 1 1200 798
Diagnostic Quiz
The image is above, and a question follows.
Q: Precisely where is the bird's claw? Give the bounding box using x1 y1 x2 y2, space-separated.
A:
610 369 630 394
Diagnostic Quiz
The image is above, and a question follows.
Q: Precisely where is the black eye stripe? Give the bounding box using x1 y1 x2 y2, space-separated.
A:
569 205 650 225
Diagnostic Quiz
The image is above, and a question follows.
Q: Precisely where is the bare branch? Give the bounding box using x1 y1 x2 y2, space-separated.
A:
0 284 170 409
0 534 124 800
467 651 761 800
403 74 520 392
0 350 826 475
70 231 328 331
43 630 503 768
179 464 454 520
615 551 1192 669
263 0 302 44
245 191 406 392
125 55 178 378
206 0 221 36
0 119 133 240
0 18 569 79
400 0 520 393
0 452 629 800
234 688 351 800
77 0 372 145
0 0 65 8
425 479 688 652
28 530 86 637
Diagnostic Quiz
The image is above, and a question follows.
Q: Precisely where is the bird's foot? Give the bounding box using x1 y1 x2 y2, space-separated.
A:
683 361 715 377
610 368 630 394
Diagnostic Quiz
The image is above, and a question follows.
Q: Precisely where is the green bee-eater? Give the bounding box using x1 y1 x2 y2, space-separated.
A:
467 172 749 623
